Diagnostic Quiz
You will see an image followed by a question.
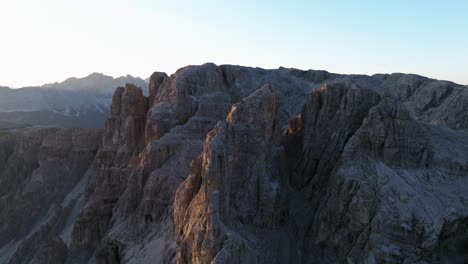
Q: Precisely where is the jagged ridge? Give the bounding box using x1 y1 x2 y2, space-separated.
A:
0 64 467 264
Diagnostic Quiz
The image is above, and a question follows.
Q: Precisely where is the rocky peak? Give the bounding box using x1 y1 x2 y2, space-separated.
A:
103 83 148 154
68 83 149 260
148 72 168 104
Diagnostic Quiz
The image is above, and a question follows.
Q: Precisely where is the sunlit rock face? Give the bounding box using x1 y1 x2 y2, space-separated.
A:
1 64 467 264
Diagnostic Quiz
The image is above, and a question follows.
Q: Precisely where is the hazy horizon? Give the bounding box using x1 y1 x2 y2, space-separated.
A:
3 65 468 89
1 0 467 87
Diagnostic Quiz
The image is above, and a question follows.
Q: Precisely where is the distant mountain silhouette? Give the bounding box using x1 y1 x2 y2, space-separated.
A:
0 73 148 128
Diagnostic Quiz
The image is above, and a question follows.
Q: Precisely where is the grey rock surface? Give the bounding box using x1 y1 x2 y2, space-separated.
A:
174 67 468 264
0 127 102 264
1 64 467 264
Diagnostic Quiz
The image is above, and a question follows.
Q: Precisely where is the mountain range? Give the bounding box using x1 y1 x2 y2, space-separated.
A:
0 73 147 128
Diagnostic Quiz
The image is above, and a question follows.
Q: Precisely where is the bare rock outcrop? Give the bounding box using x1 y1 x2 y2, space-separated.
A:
149 72 169 104
174 71 468 264
69 84 149 260
67 64 320 263
175 84 287 263
0 128 102 264
73 65 467 264
2 64 467 264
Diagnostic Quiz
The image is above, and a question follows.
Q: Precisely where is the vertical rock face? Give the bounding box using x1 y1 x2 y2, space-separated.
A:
0 128 102 264
149 72 169 105
175 85 286 264
174 71 468 264
70 84 148 260
105 84 148 157
2 64 468 264
174 83 384 263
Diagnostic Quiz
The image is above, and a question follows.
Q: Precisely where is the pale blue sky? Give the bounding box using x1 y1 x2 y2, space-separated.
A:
0 0 467 87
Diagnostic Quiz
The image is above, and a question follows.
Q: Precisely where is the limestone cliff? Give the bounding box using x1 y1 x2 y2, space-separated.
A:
1 64 467 264
0 127 102 264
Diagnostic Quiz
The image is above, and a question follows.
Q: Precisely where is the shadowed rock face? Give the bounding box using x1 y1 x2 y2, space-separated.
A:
174 68 468 264
0 127 102 264
149 72 169 105
1 64 467 264
69 84 149 261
